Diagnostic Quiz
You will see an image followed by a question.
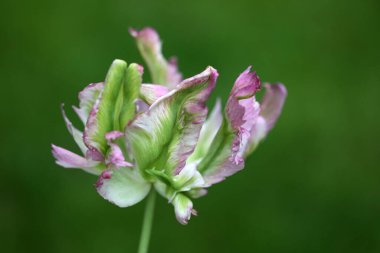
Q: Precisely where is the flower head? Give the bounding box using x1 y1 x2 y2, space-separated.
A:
52 27 287 224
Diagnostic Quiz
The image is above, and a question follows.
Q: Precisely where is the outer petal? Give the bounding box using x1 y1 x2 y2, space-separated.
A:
245 83 287 155
96 167 151 207
126 67 218 177
61 104 87 154
197 67 261 185
130 27 182 88
73 82 104 125
51 145 101 175
84 60 127 156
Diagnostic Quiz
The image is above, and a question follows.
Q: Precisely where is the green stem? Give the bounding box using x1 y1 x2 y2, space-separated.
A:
138 189 156 253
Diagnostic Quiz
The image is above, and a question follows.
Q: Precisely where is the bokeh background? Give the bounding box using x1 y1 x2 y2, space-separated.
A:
1 0 379 252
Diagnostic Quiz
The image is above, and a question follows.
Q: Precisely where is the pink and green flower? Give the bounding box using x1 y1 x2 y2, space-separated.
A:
52 27 287 228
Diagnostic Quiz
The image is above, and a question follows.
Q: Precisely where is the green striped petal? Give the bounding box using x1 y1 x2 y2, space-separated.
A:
84 59 127 156
126 67 218 178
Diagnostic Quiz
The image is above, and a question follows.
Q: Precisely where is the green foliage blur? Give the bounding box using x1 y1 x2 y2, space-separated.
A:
1 0 379 252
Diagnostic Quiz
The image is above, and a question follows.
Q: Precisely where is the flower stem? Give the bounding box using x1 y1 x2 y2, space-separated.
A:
138 189 156 253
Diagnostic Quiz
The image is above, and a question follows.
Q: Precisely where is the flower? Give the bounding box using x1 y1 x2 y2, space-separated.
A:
52 27 287 225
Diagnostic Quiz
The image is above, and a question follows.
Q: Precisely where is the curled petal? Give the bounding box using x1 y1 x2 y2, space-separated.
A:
126 67 218 177
173 194 196 225
153 181 196 225
232 67 261 99
245 83 287 155
140 84 170 105
130 27 182 88
51 145 101 175
226 66 260 130
96 167 151 207
197 67 261 185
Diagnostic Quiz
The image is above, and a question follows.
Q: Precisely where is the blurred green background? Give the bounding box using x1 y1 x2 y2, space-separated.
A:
1 0 379 252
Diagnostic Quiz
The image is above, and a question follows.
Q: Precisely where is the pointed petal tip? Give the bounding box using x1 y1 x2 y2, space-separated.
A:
207 66 219 77
51 144 64 159
129 27 159 40
233 66 261 99
51 143 58 153
128 27 138 37
51 145 89 168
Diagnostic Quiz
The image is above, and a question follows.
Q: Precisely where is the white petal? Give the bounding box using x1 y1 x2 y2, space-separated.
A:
96 167 151 207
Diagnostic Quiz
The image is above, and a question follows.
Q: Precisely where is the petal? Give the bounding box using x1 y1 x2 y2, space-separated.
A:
260 83 287 130
244 116 267 156
188 188 208 199
84 60 127 156
73 82 104 124
119 63 143 128
197 67 261 185
173 193 196 225
151 161 206 202
172 161 206 191
130 27 182 88
51 144 101 175
140 84 170 105
135 99 150 114
126 67 218 177
226 66 260 131
153 182 196 224
105 131 133 168
244 83 287 155
61 104 87 154
188 99 223 163
96 167 151 207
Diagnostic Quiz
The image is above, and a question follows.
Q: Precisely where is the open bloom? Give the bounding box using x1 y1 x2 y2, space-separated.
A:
52 27 287 224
